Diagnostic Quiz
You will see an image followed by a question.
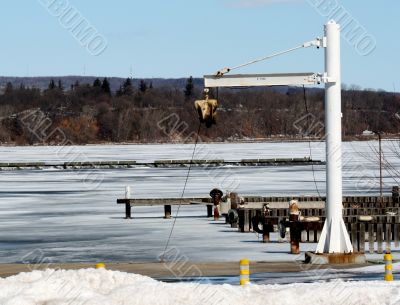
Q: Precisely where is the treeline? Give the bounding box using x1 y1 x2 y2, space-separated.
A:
0 77 399 145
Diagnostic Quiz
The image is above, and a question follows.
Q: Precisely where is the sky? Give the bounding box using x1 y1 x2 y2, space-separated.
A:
0 0 398 91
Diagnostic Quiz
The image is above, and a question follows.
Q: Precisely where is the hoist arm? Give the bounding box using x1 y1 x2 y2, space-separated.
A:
204 72 322 88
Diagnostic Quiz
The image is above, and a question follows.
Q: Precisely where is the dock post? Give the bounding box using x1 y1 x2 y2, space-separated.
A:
214 205 220 221
289 200 300 254
164 205 172 219
290 223 301 254
124 186 132 219
210 188 223 221
125 203 132 219
207 205 213 217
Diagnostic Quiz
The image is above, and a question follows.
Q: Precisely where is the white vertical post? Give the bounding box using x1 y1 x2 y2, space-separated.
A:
316 20 353 254
125 186 131 199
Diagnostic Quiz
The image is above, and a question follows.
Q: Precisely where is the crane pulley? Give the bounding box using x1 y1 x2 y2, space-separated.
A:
194 89 218 128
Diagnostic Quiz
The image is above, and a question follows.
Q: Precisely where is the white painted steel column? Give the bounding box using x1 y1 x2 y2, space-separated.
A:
316 21 353 254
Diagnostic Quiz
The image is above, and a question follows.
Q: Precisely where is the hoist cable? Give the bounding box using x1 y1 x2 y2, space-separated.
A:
160 122 202 262
217 44 305 75
302 86 322 198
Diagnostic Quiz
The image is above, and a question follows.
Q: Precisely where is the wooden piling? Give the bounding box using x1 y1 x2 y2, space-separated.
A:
385 223 392 253
377 223 383 254
351 223 358 252
164 205 172 219
368 223 374 254
238 209 244 232
359 223 365 253
301 230 307 242
290 223 300 254
243 210 250 233
214 205 220 221
394 223 399 248
125 203 132 219
207 205 213 217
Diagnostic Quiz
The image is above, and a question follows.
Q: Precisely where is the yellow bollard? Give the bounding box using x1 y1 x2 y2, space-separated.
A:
384 252 393 281
95 263 106 269
240 259 250 286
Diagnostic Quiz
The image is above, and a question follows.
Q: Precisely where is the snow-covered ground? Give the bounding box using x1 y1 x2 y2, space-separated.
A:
1 267 399 305
0 141 399 263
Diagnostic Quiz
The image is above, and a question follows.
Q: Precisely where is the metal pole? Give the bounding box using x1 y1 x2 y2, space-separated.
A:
316 20 353 254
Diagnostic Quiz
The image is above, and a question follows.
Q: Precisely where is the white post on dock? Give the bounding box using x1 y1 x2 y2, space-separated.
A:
125 186 131 199
316 21 353 254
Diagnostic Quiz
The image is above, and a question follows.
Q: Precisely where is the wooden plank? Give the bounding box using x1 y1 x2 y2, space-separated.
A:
117 198 210 205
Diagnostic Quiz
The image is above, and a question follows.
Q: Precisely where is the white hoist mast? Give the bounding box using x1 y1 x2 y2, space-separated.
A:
204 20 353 254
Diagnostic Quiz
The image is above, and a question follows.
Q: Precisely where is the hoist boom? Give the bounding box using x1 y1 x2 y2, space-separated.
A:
204 72 321 88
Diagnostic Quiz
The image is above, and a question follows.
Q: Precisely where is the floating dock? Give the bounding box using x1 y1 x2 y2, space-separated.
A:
0 157 324 170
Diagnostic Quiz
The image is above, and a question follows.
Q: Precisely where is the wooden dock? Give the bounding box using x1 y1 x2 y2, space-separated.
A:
233 192 400 254
116 186 400 255
117 198 213 219
0 157 324 170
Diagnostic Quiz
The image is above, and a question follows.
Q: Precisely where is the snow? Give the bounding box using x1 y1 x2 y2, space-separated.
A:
0 141 399 263
0 268 399 305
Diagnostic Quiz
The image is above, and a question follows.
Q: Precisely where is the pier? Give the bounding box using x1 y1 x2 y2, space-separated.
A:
117 186 400 256
0 157 324 170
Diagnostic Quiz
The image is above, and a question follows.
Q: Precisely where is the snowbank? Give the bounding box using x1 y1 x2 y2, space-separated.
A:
0 269 399 305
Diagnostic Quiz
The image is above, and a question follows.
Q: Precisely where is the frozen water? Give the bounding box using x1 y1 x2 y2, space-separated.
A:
0 141 399 263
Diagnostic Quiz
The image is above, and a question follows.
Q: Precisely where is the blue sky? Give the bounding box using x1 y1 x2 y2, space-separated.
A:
0 0 398 91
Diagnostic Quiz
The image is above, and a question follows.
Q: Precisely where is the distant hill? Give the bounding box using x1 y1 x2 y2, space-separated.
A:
0 75 397 145
0 76 323 94
0 76 204 92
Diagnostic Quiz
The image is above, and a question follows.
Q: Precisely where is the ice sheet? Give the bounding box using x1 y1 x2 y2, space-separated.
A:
0 141 399 263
